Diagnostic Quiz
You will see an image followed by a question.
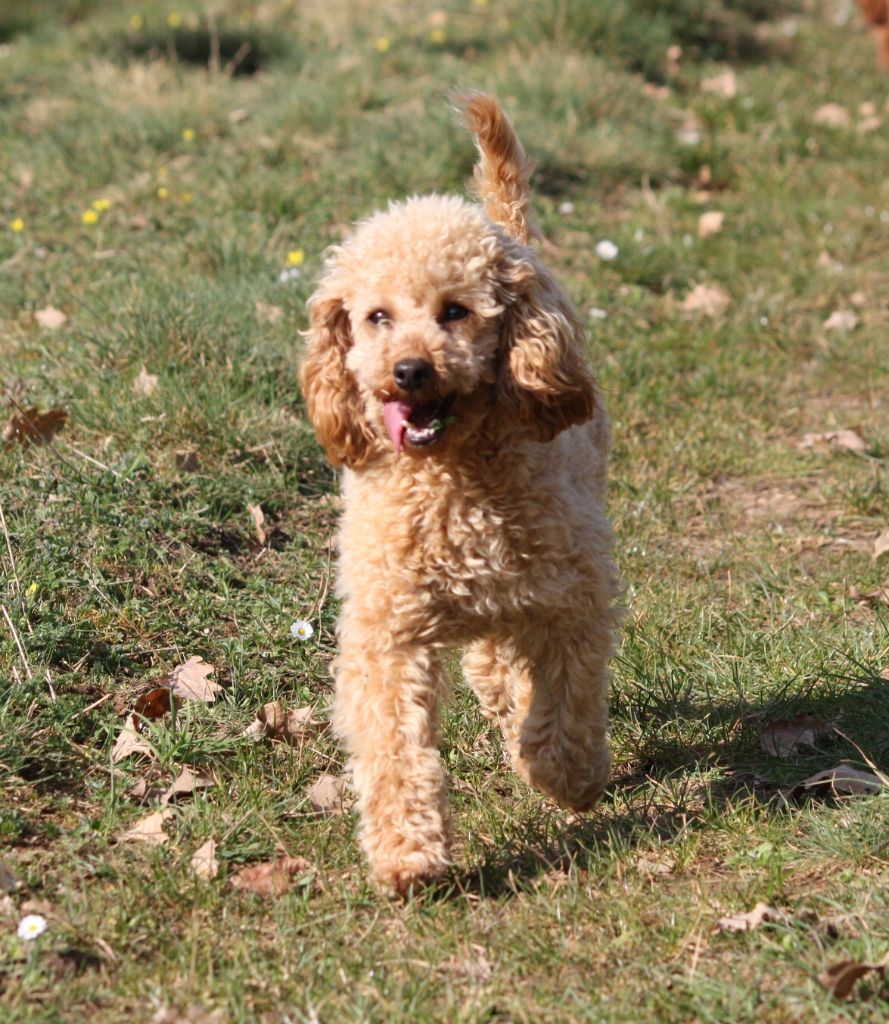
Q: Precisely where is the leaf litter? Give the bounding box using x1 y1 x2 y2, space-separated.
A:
819 954 889 1000
759 714 835 758
788 763 886 801
242 701 329 745
229 855 316 896
3 406 68 446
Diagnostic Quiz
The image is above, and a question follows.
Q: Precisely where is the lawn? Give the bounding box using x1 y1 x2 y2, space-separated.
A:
1 0 888 1021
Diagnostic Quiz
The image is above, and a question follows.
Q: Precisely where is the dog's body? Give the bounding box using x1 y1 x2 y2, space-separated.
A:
301 96 620 893
858 0 889 68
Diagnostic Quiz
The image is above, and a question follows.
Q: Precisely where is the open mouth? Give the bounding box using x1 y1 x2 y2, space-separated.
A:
382 394 456 454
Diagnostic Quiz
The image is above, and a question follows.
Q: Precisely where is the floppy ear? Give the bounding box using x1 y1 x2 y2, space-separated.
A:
496 253 598 442
299 286 375 469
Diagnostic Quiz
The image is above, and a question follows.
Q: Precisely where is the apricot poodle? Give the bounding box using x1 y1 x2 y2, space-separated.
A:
300 94 621 894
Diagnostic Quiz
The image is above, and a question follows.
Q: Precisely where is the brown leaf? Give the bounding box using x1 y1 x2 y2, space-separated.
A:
701 69 737 97
161 767 214 804
790 764 886 800
255 301 283 324
229 855 314 896
121 808 173 846
814 103 850 128
132 686 171 730
130 777 166 803
175 451 201 472
307 773 345 815
716 902 790 932
242 701 328 744
823 310 858 332
132 365 159 397
849 581 889 605
190 839 220 880
247 503 267 545
819 955 889 999
34 306 67 329
798 429 867 454
169 656 220 702
112 723 154 763
681 284 731 316
873 529 889 561
3 406 68 446
760 715 834 758
697 211 725 238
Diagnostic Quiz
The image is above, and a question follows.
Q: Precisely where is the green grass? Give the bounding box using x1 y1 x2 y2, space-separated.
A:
2 0 889 1020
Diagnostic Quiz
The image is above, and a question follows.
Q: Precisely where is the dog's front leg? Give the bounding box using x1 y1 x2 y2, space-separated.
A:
332 622 450 895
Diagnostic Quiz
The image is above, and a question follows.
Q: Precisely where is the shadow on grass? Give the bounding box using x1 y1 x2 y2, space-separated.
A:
448 667 888 901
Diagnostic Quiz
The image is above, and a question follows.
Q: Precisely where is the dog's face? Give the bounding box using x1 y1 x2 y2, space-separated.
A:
300 195 597 468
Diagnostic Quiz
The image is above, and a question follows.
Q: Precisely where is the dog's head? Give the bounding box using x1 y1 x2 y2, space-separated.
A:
299 195 597 469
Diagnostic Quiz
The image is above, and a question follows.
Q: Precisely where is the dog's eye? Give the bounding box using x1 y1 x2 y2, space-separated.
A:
440 303 470 324
367 309 391 326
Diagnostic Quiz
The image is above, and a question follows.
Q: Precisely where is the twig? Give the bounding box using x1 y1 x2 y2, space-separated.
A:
0 499 20 595
1 603 33 680
65 445 120 477
224 42 251 77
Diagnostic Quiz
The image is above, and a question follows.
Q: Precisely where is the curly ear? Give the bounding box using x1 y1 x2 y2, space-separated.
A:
299 289 375 469
497 255 598 442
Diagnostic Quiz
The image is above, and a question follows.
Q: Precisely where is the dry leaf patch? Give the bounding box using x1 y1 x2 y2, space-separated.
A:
3 406 68 447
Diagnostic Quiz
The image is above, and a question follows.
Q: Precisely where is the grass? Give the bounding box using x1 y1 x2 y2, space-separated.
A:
1 0 888 1020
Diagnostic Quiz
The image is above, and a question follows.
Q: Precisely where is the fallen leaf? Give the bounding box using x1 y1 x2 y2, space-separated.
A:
229 855 315 896
161 767 214 804
760 715 835 758
873 530 889 561
130 777 166 803
175 451 200 472
816 250 844 273
814 103 850 128
446 944 495 983
132 365 159 397
190 839 220 880
790 764 886 800
307 773 345 815
717 902 790 933
112 722 154 763
701 69 737 97
169 656 220 702
857 115 883 133
132 686 172 730
34 306 67 329
798 429 867 454
681 283 731 316
228 108 250 124
255 301 284 324
242 701 328 744
849 580 889 605
819 954 889 999
823 310 858 332
3 406 68 446
0 862 18 894
697 211 725 238
247 503 267 545
636 855 674 877
122 808 173 846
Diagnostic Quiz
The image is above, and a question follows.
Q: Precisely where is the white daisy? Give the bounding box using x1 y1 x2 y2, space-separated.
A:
290 620 314 641
17 914 47 941
595 239 619 261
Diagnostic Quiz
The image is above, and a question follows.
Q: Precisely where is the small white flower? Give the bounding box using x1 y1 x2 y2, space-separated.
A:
17 914 47 941
595 240 619 261
588 307 609 320
558 201 575 215
290 619 314 641
276 267 303 284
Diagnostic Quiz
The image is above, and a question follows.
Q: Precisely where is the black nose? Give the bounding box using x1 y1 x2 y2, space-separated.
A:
393 358 433 393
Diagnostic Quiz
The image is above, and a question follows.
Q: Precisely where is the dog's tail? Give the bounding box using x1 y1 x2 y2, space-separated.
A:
461 92 538 244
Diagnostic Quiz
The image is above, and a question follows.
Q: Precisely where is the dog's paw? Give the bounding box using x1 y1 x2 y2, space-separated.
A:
368 843 451 898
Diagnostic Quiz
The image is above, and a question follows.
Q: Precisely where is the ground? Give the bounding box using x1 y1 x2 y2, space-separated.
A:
1 1 888 1021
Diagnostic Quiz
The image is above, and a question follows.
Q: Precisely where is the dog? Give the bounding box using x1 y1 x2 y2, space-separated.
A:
300 94 621 894
858 0 889 68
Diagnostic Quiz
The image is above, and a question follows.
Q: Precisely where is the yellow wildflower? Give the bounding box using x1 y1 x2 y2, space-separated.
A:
129 14 143 30
81 209 99 225
92 197 111 211
182 128 195 142
26 582 38 597
375 37 391 52
157 186 170 199
180 191 194 203
167 13 182 29
287 249 305 267
429 28 446 44
9 217 25 233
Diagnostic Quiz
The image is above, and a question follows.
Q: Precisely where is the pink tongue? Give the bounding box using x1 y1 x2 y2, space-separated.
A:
383 401 412 454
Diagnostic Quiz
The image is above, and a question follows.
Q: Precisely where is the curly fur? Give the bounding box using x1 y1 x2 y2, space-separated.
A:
300 95 621 894
858 0 889 68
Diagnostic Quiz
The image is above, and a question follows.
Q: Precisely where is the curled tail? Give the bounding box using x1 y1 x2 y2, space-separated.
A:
461 92 538 244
